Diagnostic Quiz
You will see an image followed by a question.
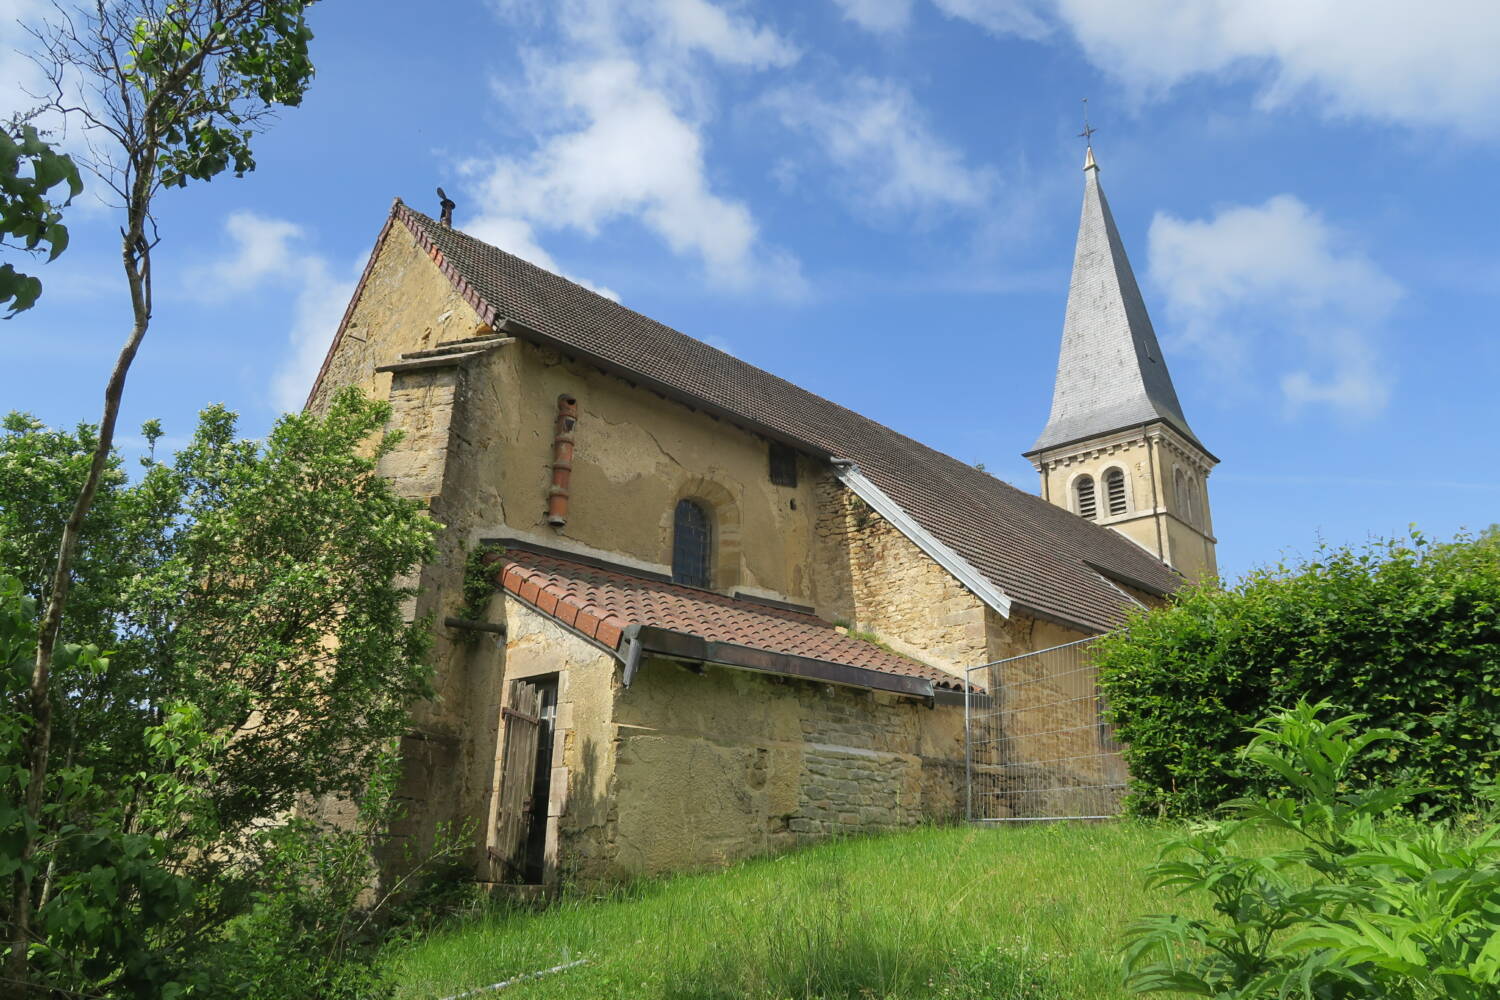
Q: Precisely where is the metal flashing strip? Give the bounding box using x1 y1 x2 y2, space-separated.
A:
832 461 1013 619
627 625 936 700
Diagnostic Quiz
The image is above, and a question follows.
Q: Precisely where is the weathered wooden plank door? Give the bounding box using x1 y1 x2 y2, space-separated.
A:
494 680 544 873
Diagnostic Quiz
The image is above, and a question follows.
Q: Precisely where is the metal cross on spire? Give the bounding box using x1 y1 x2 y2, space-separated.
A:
1078 98 1097 169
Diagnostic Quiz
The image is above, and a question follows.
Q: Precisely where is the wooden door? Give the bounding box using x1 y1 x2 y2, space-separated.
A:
494 680 544 873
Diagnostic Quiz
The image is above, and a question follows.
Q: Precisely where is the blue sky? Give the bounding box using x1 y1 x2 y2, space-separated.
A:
3 0 1498 582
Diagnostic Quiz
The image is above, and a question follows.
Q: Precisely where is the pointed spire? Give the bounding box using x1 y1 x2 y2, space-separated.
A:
1026 154 1201 456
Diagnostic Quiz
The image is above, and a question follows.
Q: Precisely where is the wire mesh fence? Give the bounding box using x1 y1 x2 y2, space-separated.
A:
964 636 1127 822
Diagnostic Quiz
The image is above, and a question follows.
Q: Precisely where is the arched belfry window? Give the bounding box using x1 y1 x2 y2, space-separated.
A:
1104 468 1128 517
1174 468 1190 522
1188 479 1203 529
672 499 713 588
1074 475 1097 521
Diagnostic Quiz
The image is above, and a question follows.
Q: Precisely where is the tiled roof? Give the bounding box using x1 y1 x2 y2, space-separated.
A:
1030 156 1202 455
498 547 962 690
379 202 1183 633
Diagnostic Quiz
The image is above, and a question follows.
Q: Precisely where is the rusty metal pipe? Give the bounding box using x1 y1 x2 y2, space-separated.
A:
547 394 577 526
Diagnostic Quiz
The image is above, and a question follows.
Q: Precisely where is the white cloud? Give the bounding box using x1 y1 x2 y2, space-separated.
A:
906 0 1500 137
0 0 98 167
1148 194 1401 419
196 211 359 412
931 0 1051 39
833 0 1050 37
767 77 995 218
0 0 50 121
1058 0 1500 135
270 257 358 414
470 0 803 296
195 212 304 296
655 0 800 68
831 0 914 32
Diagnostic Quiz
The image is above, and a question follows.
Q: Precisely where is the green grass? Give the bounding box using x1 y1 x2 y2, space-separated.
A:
384 822 1209 1000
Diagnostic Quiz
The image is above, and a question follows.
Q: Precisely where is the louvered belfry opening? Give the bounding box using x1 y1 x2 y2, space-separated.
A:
1074 475 1097 520
1104 468 1127 517
672 498 713 588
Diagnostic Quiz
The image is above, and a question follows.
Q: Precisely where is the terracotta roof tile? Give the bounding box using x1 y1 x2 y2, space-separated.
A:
499 549 961 690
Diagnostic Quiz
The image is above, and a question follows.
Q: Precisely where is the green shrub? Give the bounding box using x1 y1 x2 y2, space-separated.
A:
1097 529 1500 817
1123 700 1500 998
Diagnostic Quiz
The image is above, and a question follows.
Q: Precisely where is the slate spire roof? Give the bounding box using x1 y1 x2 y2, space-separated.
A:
1027 149 1202 456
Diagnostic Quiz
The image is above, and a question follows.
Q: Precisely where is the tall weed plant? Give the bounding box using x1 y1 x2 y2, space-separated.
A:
1124 700 1500 998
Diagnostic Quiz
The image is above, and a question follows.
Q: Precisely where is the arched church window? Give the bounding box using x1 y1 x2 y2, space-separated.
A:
1104 468 1128 517
1188 479 1202 529
1074 475 1097 521
672 499 713 588
1174 468 1190 523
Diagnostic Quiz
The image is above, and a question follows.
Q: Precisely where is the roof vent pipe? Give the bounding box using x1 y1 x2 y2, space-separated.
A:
547 394 578 526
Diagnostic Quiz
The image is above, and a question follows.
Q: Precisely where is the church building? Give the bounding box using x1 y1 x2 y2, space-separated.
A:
304 147 1215 885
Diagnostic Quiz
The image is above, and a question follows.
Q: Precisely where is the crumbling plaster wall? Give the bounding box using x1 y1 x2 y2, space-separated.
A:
469 343 822 607
308 220 492 413
601 656 965 880
493 607 971 885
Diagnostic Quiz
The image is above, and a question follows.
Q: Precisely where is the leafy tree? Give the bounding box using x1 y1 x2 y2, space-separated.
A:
1097 530 1500 818
11 1 320 984
0 389 440 998
1124 701 1500 998
0 124 81 314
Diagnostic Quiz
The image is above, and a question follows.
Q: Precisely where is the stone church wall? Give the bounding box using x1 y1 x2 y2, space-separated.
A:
465 342 824 609
812 477 990 677
599 656 965 880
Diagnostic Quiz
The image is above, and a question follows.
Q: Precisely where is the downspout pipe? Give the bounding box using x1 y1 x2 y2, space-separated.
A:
621 624 644 687
547 394 578 527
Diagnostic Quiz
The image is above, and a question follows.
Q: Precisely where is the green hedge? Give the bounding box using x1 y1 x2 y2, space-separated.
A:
1096 529 1500 818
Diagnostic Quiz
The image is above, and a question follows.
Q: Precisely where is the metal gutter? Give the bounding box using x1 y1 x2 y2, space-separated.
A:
627 625 937 700
831 460 1013 619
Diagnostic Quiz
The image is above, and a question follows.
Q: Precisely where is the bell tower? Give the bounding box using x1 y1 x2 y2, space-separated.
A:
1023 145 1219 582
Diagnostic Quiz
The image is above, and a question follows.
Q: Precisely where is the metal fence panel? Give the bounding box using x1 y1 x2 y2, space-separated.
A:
964 637 1126 822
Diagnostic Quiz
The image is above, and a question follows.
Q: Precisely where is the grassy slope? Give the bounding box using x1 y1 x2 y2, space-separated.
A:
386 822 1206 1000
